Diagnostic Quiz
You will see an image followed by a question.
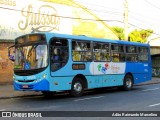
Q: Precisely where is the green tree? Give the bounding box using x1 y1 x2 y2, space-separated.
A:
129 29 153 43
112 26 124 40
112 26 153 43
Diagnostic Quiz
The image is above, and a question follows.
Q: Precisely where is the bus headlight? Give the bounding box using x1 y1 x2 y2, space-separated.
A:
14 79 18 83
42 74 47 78
35 74 47 83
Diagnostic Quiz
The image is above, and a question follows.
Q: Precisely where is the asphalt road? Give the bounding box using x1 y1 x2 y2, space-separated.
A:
0 84 160 120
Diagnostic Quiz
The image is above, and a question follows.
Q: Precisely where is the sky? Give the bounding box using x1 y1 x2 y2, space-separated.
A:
1 0 160 41
75 0 160 40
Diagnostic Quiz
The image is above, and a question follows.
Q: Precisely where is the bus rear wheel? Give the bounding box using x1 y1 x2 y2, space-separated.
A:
123 74 133 91
70 78 84 97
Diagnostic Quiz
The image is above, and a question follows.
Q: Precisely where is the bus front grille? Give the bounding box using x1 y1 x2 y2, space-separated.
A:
18 80 35 83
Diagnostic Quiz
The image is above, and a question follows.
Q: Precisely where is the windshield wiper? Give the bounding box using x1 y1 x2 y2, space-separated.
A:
27 45 37 58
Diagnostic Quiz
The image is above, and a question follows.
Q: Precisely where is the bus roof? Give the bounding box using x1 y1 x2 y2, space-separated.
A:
19 32 149 47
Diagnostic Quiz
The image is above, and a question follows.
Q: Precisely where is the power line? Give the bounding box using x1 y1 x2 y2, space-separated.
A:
73 1 124 19
0 6 122 22
73 4 122 15
144 0 160 10
75 1 159 24
128 10 159 21
74 0 160 36
75 0 123 12
128 15 159 28
0 3 159 36
73 0 160 36
75 0 159 20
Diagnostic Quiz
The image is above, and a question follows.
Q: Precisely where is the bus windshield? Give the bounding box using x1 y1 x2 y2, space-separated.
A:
14 44 48 70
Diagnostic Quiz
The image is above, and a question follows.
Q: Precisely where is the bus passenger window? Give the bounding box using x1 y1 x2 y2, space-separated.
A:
138 47 148 62
72 51 81 61
50 38 68 71
126 54 138 62
111 44 125 62
112 54 119 62
72 40 91 62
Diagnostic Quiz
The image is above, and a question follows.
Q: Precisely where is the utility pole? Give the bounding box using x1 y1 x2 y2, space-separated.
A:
124 0 128 41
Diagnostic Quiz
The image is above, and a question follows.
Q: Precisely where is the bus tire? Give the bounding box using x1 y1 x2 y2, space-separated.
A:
70 78 84 97
123 74 133 91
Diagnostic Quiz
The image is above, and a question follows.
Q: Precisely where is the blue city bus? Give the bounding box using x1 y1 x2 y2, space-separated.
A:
8 32 152 97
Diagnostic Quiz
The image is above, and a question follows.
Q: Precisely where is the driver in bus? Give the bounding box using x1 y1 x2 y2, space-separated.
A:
51 48 61 61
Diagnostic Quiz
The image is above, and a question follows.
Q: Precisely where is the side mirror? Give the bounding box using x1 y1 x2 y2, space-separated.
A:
8 45 15 62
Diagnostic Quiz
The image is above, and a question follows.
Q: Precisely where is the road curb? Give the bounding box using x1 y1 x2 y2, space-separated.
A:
0 94 42 99
135 82 160 86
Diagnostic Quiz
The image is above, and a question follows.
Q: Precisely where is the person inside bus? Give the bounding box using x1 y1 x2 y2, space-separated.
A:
51 48 61 61
72 44 81 61
94 52 101 61
112 54 119 62
119 54 125 62
51 48 62 71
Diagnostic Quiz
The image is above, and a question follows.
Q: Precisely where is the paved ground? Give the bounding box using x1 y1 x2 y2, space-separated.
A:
0 77 160 99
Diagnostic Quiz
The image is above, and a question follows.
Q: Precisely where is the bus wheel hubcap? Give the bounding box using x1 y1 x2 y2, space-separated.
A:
74 82 82 93
126 78 132 88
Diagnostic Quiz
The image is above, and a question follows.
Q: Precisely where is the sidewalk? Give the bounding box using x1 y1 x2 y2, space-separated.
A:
137 77 160 85
0 77 160 99
0 84 42 99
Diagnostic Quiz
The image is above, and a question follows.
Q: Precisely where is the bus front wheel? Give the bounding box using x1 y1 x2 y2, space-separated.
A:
123 74 133 91
70 78 84 97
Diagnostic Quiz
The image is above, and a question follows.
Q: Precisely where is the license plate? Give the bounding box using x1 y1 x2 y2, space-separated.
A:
22 85 29 88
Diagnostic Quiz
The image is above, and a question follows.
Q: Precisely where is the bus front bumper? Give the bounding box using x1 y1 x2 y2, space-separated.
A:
13 79 49 91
